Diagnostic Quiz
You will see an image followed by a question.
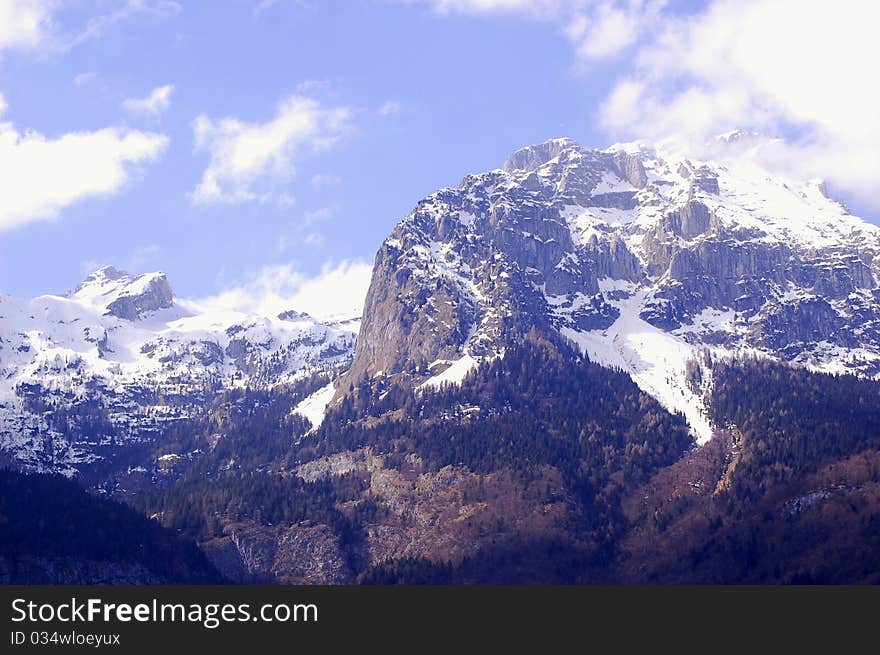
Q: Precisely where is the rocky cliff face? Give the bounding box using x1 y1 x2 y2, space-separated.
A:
202 520 352 585
343 137 880 440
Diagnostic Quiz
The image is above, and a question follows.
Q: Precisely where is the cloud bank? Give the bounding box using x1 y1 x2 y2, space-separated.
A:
404 0 666 61
195 260 373 322
597 0 880 208
122 84 174 119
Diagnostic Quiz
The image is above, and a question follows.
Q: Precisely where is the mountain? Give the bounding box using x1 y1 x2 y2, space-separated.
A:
5 137 880 584
6 137 878 473
0 266 357 475
345 136 880 440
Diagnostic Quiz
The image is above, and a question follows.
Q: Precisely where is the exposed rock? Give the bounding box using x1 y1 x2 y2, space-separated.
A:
502 137 577 172
105 274 174 321
273 522 352 584
612 150 648 188
296 448 384 483
203 520 352 584
753 297 846 352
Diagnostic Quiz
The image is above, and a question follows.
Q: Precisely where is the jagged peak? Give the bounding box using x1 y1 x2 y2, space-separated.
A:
602 139 654 156
502 137 580 173
71 267 174 320
715 129 766 145
277 308 316 323
501 132 788 178
73 265 132 294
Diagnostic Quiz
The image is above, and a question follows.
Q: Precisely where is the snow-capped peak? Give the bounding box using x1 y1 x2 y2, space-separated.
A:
70 266 174 321
347 136 880 445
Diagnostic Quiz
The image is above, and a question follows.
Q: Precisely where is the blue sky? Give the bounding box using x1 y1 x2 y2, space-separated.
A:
0 0 877 314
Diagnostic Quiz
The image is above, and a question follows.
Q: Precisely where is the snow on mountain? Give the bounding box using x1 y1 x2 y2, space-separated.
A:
292 382 337 431
0 268 357 473
344 136 880 443
71 266 174 320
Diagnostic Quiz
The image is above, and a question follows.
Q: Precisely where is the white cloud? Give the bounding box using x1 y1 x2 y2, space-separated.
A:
303 206 334 224
73 71 97 87
275 208 333 253
598 0 880 209
70 1 182 48
0 100 168 231
566 1 664 60
191 94 353 205
195 260 373 322
122 84 174 119
303 232 324 247
412 0 564 17
404 0 663 60
0 1 183 56
378 100 402 117
405 0 879 207
253 0 278 16
80 257 102 277
0 0 55 52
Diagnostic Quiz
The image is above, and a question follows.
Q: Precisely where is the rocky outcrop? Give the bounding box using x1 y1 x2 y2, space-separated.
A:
753 298 847 353
612 150 648 188
294 449 575 572
502 137 576 173
72 266 175 321
203 520 352 584
105 273 174 320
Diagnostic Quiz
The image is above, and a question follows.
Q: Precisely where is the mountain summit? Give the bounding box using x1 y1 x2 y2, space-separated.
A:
344 137 880 440
71 266 175 321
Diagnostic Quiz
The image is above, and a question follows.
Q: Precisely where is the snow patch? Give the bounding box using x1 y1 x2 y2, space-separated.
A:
457 210 476 227
419 354 479 390
592 171 637 195
293 383 336 430
562 289 715 444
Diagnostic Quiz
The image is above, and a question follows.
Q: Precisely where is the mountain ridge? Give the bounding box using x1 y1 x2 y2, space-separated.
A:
0 267 357 474
3 135 880 470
